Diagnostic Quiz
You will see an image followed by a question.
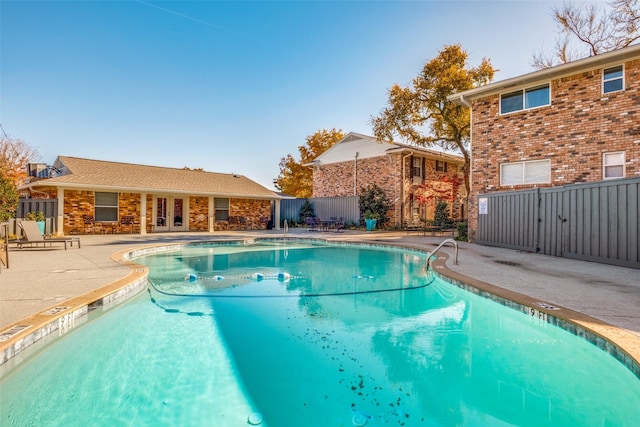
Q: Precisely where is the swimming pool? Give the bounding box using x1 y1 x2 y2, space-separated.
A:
1 240 639 426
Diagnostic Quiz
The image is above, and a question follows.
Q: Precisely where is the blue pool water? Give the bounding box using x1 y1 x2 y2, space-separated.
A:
1 241 639 426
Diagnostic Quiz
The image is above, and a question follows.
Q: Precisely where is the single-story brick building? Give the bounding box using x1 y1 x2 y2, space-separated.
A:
20 156 282 235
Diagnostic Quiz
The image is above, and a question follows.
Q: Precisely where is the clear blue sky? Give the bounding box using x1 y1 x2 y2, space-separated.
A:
1 0 563 190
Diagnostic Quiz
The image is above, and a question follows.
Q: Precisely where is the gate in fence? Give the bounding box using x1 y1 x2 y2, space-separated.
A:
477 177 639 268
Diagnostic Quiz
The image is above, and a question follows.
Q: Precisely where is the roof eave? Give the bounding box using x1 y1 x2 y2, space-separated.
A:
448 43 640 104
22 181 281 200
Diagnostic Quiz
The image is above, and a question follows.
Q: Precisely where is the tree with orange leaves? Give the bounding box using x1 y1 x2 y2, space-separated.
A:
0 135 39 220
414 174 463 206
1 136 39 186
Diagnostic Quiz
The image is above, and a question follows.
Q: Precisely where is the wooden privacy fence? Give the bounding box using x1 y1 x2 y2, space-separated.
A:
279 196 361 225
477 177 640 269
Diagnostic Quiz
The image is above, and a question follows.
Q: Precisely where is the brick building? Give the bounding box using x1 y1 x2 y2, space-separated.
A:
309 132 465 227
20 156 281 235
449 44 640 242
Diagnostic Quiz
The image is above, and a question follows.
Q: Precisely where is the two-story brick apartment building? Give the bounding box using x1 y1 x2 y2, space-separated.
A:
309 132 465 227
448 44 639 266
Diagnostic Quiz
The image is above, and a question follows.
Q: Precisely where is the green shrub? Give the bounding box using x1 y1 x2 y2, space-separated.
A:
432 201 452 228
298 199 315 221
358 184 391 227
456 221 468 241
26 211 45 221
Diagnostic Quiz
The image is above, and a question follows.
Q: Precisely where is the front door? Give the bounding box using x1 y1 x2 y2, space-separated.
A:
154 196 187 232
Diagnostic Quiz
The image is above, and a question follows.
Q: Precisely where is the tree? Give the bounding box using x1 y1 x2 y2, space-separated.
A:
298 199 315 220
0 135 39 220
0 136 40 186
0 169 19 221
274 128 344 198
371 44 494 199
532 0 640 69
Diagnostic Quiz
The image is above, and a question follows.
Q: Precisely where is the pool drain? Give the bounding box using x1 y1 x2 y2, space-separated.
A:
247 412 263 425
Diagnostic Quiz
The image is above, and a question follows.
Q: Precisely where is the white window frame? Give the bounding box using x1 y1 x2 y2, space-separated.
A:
95 192 119 222
435 160 448 172
603 151 625 179
603 65 624 94
500 159 551 186
412 157 423 177
500 84 551 115
215 198 230 221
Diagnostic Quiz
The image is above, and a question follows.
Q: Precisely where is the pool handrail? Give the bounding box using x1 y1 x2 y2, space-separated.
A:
427 238 458 269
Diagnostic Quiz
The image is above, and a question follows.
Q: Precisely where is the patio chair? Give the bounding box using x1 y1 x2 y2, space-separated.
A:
119 215 137 233
334 217 346 232
83 215 97 234
17 221 81 250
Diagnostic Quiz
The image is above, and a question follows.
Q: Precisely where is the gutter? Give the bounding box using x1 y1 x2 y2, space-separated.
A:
448 43 640 104
21 182 283 200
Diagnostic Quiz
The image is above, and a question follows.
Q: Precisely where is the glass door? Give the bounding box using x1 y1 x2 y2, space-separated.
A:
154 196 187 232
172 198 186 231
155 197 168 232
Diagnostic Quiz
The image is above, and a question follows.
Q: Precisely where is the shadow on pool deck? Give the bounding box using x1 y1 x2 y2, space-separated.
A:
1 228 639 368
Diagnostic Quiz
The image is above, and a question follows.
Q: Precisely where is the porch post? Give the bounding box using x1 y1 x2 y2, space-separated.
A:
56 189 64 236
274 199 281 230
209 196 215 232
140 193 147 234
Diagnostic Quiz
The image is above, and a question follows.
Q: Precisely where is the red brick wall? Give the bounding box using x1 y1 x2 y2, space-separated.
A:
60 191 270 233
313 154 464 226
189 196 209 231
215 199 271 231
119 193 141 217
467 58 640 241
63 190 94 234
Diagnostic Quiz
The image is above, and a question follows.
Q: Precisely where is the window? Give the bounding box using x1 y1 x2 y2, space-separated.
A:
500 159 551 186
603 65 623 93
435 160 448 172
500 84 550 114
411 157 423 178
95 192 118 222
603 152 625 179
215 198 229 221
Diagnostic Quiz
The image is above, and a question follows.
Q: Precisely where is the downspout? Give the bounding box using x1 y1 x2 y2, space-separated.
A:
459 93 474 240
459 93 473 197
353 152 358 195
401 151 412 225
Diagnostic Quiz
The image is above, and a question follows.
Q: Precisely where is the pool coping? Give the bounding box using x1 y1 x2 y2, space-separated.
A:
1 238 639 381
0 248 149 367
427 247 640 380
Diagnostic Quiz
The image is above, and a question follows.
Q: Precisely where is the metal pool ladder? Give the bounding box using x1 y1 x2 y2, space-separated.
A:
426 238 459 269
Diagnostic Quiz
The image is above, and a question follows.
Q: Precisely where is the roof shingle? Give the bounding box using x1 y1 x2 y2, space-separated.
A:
28 156 279 199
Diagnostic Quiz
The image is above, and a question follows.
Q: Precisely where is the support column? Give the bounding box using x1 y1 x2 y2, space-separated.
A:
56 189 64 236
274 199 281 230
209 196 215 232
140 193 147 234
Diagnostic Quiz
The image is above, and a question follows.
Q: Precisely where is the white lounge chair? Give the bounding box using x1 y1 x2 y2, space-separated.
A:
17 221 80 250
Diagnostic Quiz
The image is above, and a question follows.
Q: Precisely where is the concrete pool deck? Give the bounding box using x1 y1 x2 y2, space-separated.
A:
1 229 639 372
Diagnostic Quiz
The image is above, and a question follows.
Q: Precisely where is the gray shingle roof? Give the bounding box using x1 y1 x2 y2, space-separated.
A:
28 156 279 199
